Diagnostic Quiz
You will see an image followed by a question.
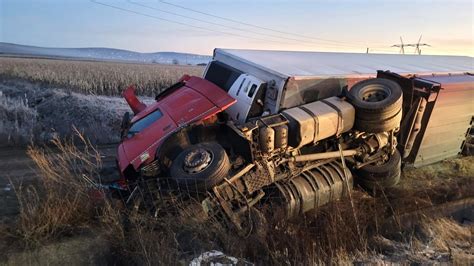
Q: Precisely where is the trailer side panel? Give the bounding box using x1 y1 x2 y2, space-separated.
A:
414 74 474 167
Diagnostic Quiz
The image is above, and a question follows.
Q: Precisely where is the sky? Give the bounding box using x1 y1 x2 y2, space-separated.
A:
1 0 473 56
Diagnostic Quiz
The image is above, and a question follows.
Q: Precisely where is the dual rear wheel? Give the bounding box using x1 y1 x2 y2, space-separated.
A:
348 78 403 133
354 150 402 191
348 78 403 190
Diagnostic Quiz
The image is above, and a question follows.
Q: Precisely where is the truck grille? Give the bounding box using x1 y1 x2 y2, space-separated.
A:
140 160 160 177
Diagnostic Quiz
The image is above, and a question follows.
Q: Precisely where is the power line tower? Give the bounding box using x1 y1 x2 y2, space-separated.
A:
413 35 431 55
392 35 431 55
392 36 407 54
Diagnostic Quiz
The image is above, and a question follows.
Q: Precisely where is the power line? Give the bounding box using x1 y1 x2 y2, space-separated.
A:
128 0 364 49
158 0 388 47
91 0 374 51
100 1 468 56
90 0 310 46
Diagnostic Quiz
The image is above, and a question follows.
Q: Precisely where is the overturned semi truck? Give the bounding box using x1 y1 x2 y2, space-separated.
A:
115 49 473 227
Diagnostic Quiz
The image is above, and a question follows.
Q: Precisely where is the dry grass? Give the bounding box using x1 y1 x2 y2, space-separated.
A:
12 134 355 263
5 132 473 264
425 218 472 251
12 130 102 245
0 57 204 96
99 196 232 265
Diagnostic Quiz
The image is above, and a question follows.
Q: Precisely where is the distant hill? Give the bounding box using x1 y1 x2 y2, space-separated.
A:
0 42 211 65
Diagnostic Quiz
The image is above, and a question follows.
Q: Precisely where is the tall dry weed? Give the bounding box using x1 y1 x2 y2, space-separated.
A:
423 218 472 251
13 129 103 245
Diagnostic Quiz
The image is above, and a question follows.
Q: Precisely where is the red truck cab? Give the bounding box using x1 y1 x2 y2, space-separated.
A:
117 76 236 180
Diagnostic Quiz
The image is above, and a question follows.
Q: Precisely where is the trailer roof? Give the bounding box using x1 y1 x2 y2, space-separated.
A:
215 49 473 78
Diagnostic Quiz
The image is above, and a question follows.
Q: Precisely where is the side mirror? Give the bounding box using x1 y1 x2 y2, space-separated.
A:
120 112 131 139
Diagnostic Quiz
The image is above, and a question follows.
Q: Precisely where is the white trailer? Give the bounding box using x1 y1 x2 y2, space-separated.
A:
204 49 473 166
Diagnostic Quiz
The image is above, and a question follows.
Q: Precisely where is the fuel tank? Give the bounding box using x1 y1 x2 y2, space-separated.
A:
282 96 355 148
271 161 353 219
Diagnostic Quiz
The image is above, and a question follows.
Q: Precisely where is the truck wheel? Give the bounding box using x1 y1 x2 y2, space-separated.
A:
170 142 230 193
355 149 401 191
348 78 403 133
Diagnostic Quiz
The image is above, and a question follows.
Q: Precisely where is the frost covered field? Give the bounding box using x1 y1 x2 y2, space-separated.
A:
0 57 203 146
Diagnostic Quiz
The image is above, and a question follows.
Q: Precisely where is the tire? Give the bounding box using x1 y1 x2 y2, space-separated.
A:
356 108 403 134
348 78 403 133
355 149 401 191
170 142 230 192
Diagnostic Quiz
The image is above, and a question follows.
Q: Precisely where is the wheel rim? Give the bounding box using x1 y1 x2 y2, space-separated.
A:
183 148 213 174
359 84 391 103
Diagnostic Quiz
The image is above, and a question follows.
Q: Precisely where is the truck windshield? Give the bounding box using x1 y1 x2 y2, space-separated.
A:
127 109 163 138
